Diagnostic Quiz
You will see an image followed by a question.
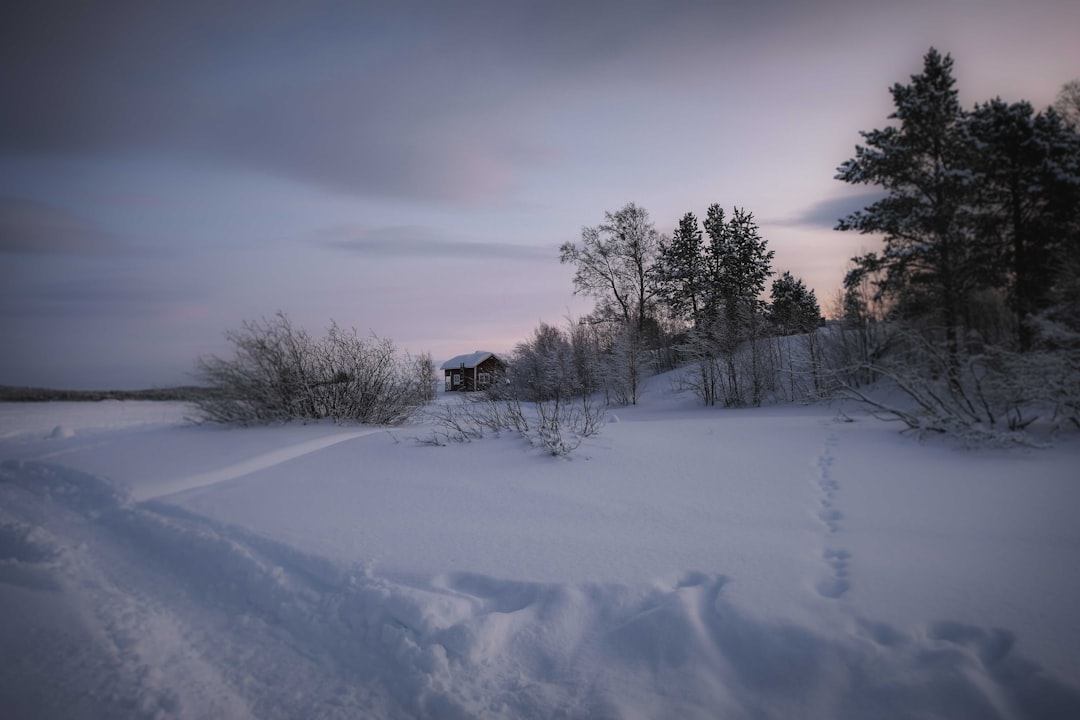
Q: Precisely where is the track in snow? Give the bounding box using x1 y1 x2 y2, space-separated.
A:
812 430 853 600
133 429 385 501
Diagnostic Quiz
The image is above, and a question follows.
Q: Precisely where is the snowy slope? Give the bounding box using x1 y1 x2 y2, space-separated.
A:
1 392 1078 719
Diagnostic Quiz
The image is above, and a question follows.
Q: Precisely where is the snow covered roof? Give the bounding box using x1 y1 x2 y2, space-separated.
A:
440 351 502 370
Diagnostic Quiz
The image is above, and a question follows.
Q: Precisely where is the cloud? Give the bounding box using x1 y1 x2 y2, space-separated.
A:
0 196 127 255
0 263 212 318
315 225 553 261
0 1 833 205
776 193 889 230
0 2 567 203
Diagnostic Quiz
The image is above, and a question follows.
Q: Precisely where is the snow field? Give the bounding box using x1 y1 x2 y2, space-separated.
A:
0 400 194 443
2 397 1079 718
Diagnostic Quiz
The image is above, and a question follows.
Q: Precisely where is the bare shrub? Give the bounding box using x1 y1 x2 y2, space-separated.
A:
676 315 781 407
533 394 606 455
837 328 1048 446
194 313 434 425
426 390 604 457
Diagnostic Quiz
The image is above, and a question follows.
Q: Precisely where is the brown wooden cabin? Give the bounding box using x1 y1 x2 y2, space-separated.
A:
441 351 506 391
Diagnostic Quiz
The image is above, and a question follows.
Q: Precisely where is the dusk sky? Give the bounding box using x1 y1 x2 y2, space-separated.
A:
2 1 1078 389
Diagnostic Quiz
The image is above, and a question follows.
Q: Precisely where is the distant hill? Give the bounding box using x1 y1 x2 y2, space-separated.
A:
0 385 211 402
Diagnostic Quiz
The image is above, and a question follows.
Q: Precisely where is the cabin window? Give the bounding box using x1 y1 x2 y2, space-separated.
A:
478 372 491 386
452 372 461 387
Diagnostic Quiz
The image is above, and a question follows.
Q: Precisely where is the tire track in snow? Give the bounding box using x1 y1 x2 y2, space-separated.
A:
134 429 384 501
812 431 852 600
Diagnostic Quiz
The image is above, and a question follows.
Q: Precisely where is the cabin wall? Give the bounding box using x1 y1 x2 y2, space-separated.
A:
443 357 505 391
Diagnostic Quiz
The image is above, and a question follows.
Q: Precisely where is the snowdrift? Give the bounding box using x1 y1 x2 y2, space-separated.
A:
1 398 1078 718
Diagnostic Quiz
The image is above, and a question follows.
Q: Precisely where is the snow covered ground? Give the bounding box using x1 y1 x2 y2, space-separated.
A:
1 388 1078 719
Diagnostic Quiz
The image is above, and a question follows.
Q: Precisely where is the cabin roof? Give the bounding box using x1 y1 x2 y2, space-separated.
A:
440 351 503 370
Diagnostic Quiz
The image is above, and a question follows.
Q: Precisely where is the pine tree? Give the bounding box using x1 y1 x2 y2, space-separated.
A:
964 99 1080 348
703 205 774 325
702 205 774 405
653 212 705 325
835 48 985 364
770 272 825 399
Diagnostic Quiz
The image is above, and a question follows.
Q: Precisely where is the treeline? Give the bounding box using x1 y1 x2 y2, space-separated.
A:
501 48 1079 442
435 203 825 453
0 385 210 403
537 200 822 408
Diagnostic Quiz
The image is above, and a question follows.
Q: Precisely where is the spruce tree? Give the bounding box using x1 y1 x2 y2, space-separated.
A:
653 212 705 325
703 205 774 324
702 204 774 405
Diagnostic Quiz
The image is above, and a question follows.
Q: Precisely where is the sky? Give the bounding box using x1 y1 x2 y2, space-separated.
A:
2 0 1078 389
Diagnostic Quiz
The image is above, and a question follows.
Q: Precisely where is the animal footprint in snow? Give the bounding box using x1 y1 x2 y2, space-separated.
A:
817 548 852 599
823 548 851 576
816 575 851 599
818 508 843 532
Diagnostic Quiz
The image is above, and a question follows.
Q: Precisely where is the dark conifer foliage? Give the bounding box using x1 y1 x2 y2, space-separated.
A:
702 206 774 320
964 99 1080 348
835 48 979 362
770 272 822 335
653 212 706 324
838 49 1080 353
833 52 1080 438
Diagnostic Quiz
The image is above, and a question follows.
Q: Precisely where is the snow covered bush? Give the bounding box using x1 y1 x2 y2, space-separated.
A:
194 312 434 425
531 393 606 455
505 319 647 408
837 328 1052 446
1019 313 1080 429
427 392 604 456
506 321 579 402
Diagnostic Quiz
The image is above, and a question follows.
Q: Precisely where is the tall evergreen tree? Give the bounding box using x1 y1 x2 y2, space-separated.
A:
964 99 1080 348
652 212 705 325
835 48 987 362
702 204 774 405
703 204 774 323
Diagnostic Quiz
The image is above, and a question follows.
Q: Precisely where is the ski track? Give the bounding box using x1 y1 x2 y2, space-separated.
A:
133 429 384 501
3 459 1080 719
